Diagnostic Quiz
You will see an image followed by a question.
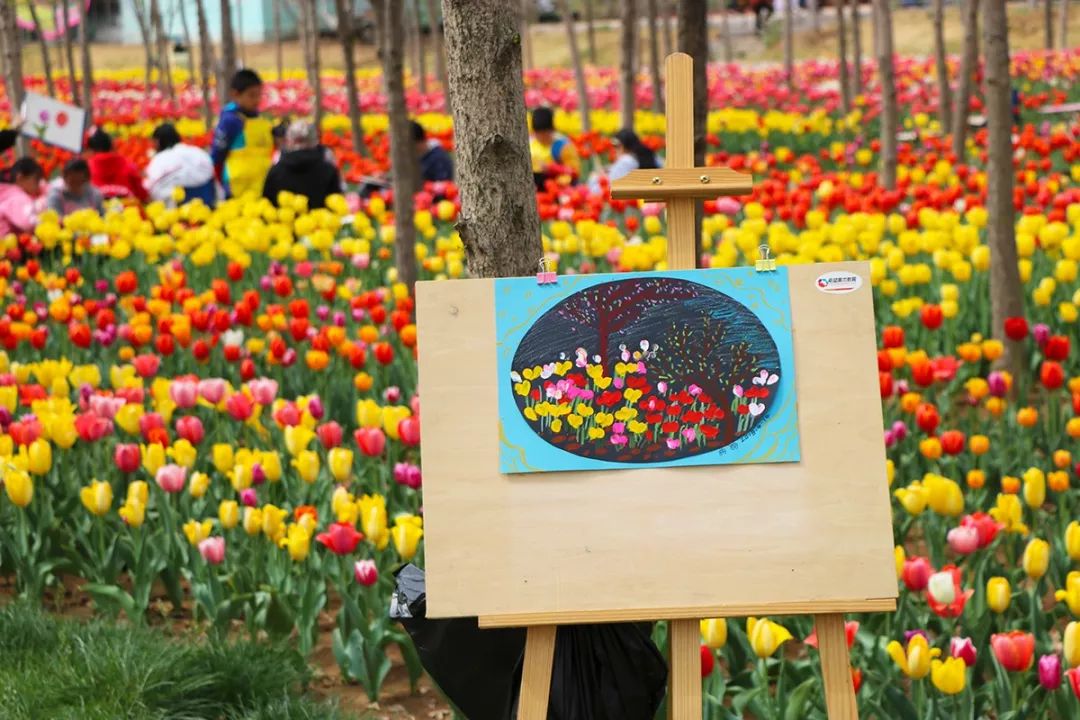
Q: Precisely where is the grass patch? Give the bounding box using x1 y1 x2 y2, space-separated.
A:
0 602 349 720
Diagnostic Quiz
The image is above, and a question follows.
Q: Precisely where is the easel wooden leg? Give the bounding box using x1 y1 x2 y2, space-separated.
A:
518 625 557 720
667 619 703 720
816 613 859 720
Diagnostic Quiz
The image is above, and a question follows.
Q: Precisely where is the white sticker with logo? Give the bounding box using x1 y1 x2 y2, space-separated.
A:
815 271 863 294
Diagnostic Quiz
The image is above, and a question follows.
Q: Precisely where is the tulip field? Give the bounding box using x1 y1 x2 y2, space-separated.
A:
1 46 1080 718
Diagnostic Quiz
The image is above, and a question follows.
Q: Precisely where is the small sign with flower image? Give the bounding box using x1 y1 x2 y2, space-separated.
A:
19 93 86 153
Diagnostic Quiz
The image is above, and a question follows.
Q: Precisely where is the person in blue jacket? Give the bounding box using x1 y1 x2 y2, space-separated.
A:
211 69 274 198
413 121 453 183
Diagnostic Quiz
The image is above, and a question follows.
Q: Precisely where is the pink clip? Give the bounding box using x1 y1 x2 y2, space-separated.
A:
536 258 557 285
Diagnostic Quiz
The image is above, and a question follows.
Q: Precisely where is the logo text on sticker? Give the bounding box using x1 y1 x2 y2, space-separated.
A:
815 271 863 294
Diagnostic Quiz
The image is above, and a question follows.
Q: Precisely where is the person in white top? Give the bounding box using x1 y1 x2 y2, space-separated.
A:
589 128 663 194
144 123 217 206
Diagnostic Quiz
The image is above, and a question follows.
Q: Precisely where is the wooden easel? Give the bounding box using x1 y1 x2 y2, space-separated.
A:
507 53 861 720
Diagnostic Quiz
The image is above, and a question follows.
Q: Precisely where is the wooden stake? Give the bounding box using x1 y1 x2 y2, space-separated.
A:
817 613 859 719
662 52 696 272
518 625 557 720
668 618 703 719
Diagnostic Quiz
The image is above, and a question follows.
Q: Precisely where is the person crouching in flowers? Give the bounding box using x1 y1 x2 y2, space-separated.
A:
46 159 104 219
0 158 45 237
145 123 217 207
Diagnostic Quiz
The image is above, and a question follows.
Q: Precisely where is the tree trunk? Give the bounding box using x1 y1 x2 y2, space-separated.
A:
61 0 80 105
440 0 542 279
585 0 598 63
273 0 284 80
179 0 199 95
662 0 674 58
720 4 733 63
150 0 175 101
336 0 365 154
784 0 794 88
678 0 707 256
984 0 1024 375
374 0 418 291
619 0 637 130
79 2 94 122
520 0 533 71
0 0 27 153
852 0 863 97
933 0 951 131
951 0 979 160
411 0 428 94
875 0 897 190
26 4 56 98
1058 0 1069 48
812 0 820 33
837 0 851 114
300 0 324 132
130 0 154 92
195 0 216 129
560 0 592 131
425 0 449 90
646 0 663 111
219 0 238 103
1044 0 1054 48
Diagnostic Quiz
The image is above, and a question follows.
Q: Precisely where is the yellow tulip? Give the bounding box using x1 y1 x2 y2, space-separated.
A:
189 471 210 499
4 467 33 507
168 439 197 469
262 504 287 543
356 398 382 428
79 479 113 516
700 618 728 649
747 617 793 658
282 523 311 561
284 425 314 456
1065 621 1080 667
328 448 354 483
989 494 1029 535
358 494 389 550
27 438 52 475
382 406 411 440
119 498 145 528
886 634 936 679
1022 538 1050 580
243 507 264 536
127 480 149 505
114 403 144 435
48 417 77 449
212 443 234 474
930 657 966 695
0 385 16 412
987 577 1012 613
1056 572 1080 617
391 517 423 561
260 451 283 482
1022 467 1046 509
219 500 240 530
182 518 213 546
332 485 354 516
924 474 964 516
142 443 166 477
894 482 929 515
292 450 320 483
895 545 906 578
229 462 253 492
1067 521 1080 561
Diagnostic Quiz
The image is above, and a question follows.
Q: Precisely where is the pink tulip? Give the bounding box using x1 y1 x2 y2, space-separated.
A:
155 464 187 493
307 395 325 420
946 525 980 555
169 379 199 408
951 636 977 667
354 559 378 586
383 386 402 405
239 488 258 507
398 417 421 447
248 378 279 406
1039 654 1062 690
393 462 422 489
198 537 226 565
198 378 227 404
88 395 125 419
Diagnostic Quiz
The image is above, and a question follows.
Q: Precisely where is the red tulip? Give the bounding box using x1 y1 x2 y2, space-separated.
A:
355 427 387 457
317 421 344 449
915 403 939 434
225 392 254 421
926 565 973 618
960 512 1003 549
176 415 205 445
950 636 977 667
901 556 932 591
939 430 965 455
911 361 934 387
132 354 160 378
851 668 862 694
354 559 378 586
1067 667 1080 699
316 522 364 555
879 371 893 398
804 620 858 649
8 417 44 446
881 325 905 348
1045 334 1070 361
74 412 113 442
920 304 943 330
374 342 394 365
991 631 1035 672
1003 316 1029 341
398 417 421 446
1040 361 1064 390
113 443 141 473
139 412 165 440
700 644 715 678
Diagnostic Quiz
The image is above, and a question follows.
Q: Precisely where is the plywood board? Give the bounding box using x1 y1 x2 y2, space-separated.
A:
416 261 896 623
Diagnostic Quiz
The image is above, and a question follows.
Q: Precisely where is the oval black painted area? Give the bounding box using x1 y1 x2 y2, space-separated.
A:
509 277 782 464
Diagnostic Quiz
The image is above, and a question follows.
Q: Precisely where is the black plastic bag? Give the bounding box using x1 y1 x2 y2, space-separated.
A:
392 565 668 720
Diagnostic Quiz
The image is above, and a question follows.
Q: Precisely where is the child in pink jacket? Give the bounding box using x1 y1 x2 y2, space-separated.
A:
0 158 45 237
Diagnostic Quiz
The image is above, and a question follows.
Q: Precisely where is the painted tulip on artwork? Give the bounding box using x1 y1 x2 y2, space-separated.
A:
495 269 799 473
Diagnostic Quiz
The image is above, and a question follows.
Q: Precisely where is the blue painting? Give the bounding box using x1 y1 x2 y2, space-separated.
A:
496 268 800 474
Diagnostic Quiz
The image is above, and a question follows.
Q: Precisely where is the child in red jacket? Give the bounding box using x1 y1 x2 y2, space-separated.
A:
86 129 149 202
